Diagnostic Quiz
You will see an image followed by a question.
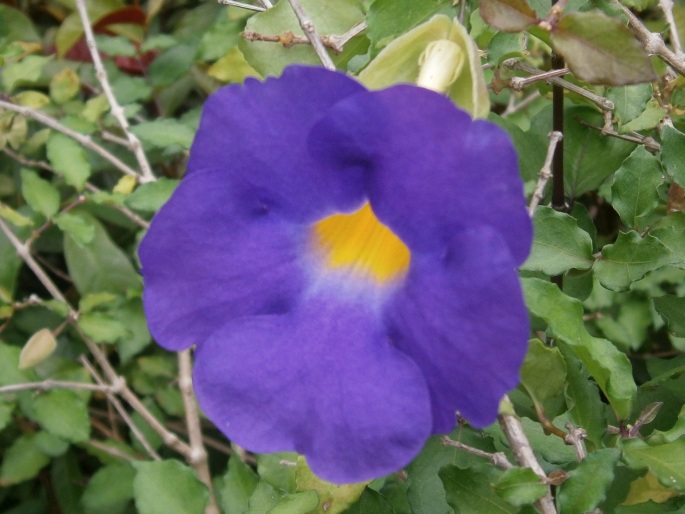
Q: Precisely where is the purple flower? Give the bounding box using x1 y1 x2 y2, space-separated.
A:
139 66 532 483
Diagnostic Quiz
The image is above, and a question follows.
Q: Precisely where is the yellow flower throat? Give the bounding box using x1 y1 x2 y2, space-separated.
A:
312 203 411 284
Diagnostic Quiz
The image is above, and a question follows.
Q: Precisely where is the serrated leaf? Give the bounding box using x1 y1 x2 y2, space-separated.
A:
522 206 594 275
610 146 664 231
557 449 620 514
651 212 685 265
125 178 179 212
53 211 96 246
130 119 194 150
479 0 538 32
32 389 90 443
240 0 365 77
0 434 50 486
133 460 209 514
20 168 60 219
493 467 547 507
19 328 57 369
607 84 653 126
220 455 259 514
82 463 135 514
440 465 517 514
78 312 130 343
46 132 91 190
522 278 636 420
50 67 81 104
622 438 685 491
653 295 685 337
551 11 656 85
63 212 140 295
661 125 685 189
594 232 679 292
620 98 665 133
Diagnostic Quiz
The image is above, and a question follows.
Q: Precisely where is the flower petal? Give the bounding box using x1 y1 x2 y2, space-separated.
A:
384 226 530 432
188 66 368 222
193 290 432 483
309 85 531 264
140 169 307 351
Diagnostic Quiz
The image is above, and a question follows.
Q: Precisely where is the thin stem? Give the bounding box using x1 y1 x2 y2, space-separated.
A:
529 131 563 215
74 0 155 183
218 0 266 11
659 0 683 56
509 67 570 90
178 350 219 514
564 423 587 461
286 0 336 71
441 436 514 469
243 22 366 54
0 380 112 395
87 439 139 462
0 100 141 180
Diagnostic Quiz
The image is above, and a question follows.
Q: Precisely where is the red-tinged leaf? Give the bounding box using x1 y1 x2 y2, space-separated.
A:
551 11 656 85
93 6 147 31
479 0 538 32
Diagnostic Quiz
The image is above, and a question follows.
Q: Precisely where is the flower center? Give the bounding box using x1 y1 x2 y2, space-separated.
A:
312 203 411 284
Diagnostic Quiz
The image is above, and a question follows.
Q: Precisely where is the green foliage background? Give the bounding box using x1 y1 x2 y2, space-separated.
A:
2 0 685 512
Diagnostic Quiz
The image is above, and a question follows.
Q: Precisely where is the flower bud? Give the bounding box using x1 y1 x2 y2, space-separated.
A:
416 40 464 94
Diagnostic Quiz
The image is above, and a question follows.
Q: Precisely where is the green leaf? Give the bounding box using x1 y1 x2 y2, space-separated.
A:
46 132 91 191
295 456 366 514
53 211 96 246
479 0 538 32
247 481 282 513
661 125 685 188
78 312 130 343
653 295 685 337
82 463 135 514
240 0 365 77
493 467 547 507
130 119 194 150
551 11 656 85
0 222 23 300
610 146 664 231
344 489 394 514
522 206 594 275
0 5 40 41
606 84 653 126
63 212 141 295
0 434 50 486
133 460 209 514
366 0 456 49
440 465 517 514
257 453 298 493
111 299 151 363
220 456 259 514
50 68 81 105
94 35 137 57
268 490 319 514
651 213 685 264
520 338 567 409
557 449 620 514
594 231 679 292
0 202 34 227
622 438 685 491
0 341 37 386
21 168 60 219
125 178 179 212
522 278 636 420
2 55 51 92
32 389 90 443
620 98 665 133
595 296 652 351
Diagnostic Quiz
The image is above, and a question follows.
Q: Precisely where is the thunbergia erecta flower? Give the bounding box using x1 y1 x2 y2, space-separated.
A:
140 65 532 484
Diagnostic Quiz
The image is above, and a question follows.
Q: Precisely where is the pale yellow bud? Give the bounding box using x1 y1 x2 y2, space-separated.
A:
416 40 464 94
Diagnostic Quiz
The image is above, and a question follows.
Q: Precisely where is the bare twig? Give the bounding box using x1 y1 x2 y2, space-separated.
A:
510 67 570 90
502 59 615 112
243 21 366 54
441 436 514 469
578 119 661 151
659 0 683 56
286 0 336 70
217 0 266 11
0 99 141 180
74 0 155 183
178 350 219 514
0 380 112 395
79 356 162 461
564 423 587 461
529 131 563 215
499 397 557 514
87 439 139 462
502 90 542 117
614 0 685 76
